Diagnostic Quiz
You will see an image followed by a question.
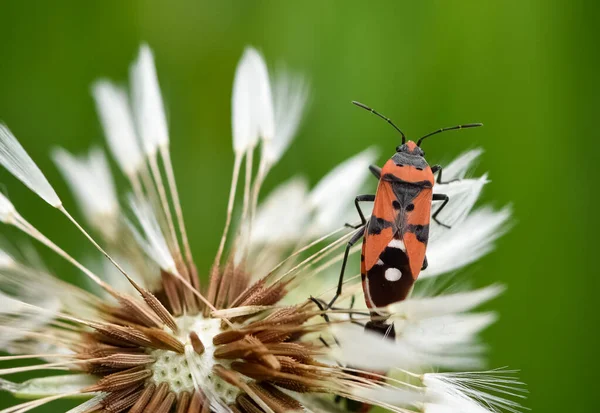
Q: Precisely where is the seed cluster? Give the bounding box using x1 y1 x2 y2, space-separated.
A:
63 261 339 413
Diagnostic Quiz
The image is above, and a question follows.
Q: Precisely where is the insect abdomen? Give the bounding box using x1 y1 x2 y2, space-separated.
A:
362 239 415 313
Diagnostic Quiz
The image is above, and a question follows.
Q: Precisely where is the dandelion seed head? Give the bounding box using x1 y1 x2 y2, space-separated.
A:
0 44 524 413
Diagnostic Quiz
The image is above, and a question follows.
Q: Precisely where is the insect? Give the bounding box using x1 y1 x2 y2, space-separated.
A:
329 101 482 338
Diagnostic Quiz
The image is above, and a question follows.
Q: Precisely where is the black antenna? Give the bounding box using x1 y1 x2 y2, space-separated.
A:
352 101 406 144
417 123 483 147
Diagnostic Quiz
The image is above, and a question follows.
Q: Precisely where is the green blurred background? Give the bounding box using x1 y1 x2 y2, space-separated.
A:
0 1 597 411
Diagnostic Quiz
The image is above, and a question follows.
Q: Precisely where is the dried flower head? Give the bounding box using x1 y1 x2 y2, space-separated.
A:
0 45 524 413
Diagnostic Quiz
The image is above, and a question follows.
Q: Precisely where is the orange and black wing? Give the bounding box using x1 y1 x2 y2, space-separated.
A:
363 179 398 273
401 187 432 279
361 179 416 313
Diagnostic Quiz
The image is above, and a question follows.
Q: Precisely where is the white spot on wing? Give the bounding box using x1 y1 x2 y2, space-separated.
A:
376 259 384 266
385 267 402 282
388 239 406 251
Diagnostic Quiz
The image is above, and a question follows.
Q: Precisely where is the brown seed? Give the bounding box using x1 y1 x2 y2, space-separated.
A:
264 343 320 364
142 327 185 353
87 366 153 392
228 279 266 309
236 394 264 413
140 285 179 333
213 329 248 346
95 353 155 368
189 331 205 355
275 356 323 379
92 323 153 348
215 257 235 309
239 281 288 308
176 391 191 413
85 345 145 359
156 392 176 413
249 382 304 413
162 269 183 317
144 381 169 411
229 403 244 413
231 362 324 393
103 304 147 326
103 386 143 412
245 336 280 370
212 364 241 387
129 383 155 413
101 383 141 406
227 267 251 305
116 293 162 328
204 263 222 317
213 337 264 359
187 390 204 413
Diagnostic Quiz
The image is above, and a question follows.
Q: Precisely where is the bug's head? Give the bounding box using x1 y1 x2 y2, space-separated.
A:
396 140 425 157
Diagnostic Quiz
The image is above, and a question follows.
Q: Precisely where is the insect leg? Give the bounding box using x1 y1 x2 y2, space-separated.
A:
432 193 451 228
369 164 381 179
345 194 375 229
431 164 459 185
327 228 365 309
347 294 369 326
310 296 330 322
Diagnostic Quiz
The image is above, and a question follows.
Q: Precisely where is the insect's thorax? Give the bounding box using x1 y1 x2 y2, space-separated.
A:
381 154 434 187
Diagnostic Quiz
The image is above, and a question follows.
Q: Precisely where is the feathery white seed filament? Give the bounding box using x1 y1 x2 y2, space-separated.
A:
52 147 119 230
92 80 143 176
130 44 169 157
262 70 309 166
0 125 61 207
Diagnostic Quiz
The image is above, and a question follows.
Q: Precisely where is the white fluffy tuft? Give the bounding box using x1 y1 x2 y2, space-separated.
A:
389 285 505 320
0 192 17 224
309 148 378 233
231 52 254 153
130 44 169 156
0 125 61 207
422 206 511 279
232 47 276 154
424 370 525 413
331 323 429 371
52 147 119 232
441 148 484 181
398 313 497 370
350 385 425 407
244 48 275 142
0 292 60 352
127 195 178 276
431 176 488 241
250 177 310 246
262 70 309 165
92 80 143 176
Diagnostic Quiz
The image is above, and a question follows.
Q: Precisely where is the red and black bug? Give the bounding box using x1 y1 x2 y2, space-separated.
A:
329 101 482 338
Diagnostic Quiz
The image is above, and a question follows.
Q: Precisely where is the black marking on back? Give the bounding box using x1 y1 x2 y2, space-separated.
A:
379 246 409 267
392 152 429 170
407 224 430 244
365 247 414 309
367 215 393 235
382 173 433 189
390 181 422 206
